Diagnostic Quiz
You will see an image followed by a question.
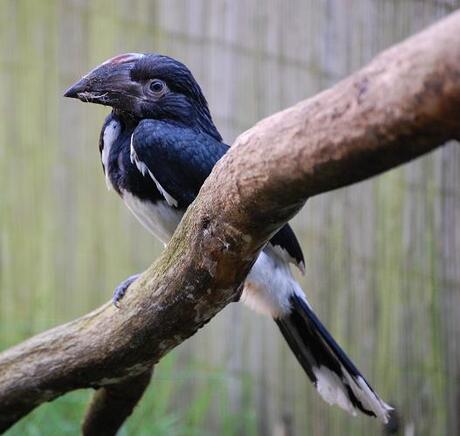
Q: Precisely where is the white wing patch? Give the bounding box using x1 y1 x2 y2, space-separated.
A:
101 119 121 190
130 134 179 207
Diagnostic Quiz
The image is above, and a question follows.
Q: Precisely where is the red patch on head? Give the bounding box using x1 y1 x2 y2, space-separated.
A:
103 53 144 66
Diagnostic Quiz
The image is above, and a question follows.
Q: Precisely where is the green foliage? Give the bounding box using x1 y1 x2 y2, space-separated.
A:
4 354 257 436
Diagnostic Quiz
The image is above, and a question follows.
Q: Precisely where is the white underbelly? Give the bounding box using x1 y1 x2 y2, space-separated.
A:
121 190 183 244
123 188 305 318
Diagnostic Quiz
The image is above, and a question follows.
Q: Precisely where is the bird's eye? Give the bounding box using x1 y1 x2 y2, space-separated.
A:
149 79 165 94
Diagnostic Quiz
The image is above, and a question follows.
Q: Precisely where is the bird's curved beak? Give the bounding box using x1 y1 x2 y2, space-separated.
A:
64 53 144 107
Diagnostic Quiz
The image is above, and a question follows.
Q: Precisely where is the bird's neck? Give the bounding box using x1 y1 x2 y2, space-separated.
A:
193 105 222 142
112 108 222 142
112 109 140 131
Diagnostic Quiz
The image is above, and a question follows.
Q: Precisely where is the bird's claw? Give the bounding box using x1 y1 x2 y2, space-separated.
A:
112 274 140 308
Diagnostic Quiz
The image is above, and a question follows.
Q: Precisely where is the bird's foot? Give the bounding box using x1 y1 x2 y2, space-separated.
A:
113 274 140 308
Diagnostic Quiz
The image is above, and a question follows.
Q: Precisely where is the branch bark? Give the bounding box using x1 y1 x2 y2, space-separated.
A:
1 10 460 434
81 365 153 436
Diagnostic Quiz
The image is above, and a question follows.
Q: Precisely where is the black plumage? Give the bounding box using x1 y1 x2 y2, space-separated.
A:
64 53 391 422
97 101 304 267
130 119 228 207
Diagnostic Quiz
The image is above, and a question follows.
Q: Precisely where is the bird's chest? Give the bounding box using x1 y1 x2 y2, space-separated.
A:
100 119 160 200
121 191 183 244
100 118 122 191
100 118 180 242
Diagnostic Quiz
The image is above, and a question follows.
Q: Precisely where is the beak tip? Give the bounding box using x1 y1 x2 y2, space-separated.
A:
63 86 78 98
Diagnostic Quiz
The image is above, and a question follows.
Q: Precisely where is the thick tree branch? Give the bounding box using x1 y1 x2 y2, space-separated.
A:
1 10 460 433
81 366 153 436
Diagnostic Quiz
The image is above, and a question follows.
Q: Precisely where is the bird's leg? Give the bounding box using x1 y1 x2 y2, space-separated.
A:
113 273 141 307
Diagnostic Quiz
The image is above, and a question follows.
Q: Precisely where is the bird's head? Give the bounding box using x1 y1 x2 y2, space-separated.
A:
64 53 221 140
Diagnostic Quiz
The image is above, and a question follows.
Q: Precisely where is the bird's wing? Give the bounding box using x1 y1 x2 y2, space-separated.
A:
130 119 229 209
268 224 305 274
131 119 304 272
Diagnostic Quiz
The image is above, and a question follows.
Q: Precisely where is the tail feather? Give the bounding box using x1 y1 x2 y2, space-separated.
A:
275 294 392 423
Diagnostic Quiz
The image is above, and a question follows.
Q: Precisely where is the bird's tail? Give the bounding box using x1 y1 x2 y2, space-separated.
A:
275 293 392 423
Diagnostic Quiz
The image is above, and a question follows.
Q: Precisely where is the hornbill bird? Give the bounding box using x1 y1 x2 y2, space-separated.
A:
64 53 392 422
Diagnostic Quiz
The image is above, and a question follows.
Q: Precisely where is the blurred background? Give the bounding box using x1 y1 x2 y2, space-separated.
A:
0 0 459 435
